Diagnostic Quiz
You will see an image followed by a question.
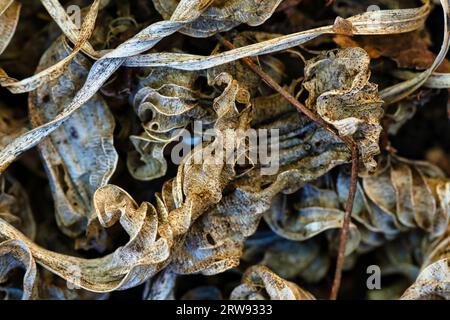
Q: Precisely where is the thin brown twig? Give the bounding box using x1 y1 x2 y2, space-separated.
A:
216 34 359 300
330 144 359 300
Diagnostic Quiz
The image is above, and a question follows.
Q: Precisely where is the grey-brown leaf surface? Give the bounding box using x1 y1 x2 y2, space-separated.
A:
304 47 384 172
230 265 315 300
29 36 118 240
0 0 449 301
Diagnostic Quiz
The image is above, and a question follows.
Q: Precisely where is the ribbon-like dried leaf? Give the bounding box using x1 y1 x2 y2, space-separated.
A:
124 3 430 70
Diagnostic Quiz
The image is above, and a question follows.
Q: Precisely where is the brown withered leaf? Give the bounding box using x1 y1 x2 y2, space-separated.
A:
0 184 171 293
401 258 450 300
230 265 315 300
0 0 100 94
334 31 438 70
339 155 450 244
209 31 288 95
401 225 450 300
260 154 450 263
171 172 301 275
127 132 173 182
0 238 110 300
237 93 352 188
304 47 384 172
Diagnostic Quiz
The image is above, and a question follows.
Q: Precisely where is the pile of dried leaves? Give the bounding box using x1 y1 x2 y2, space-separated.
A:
0 0 449 300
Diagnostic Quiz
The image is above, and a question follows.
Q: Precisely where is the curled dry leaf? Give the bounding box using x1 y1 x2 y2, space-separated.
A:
153 0 283 37
401 226 450 299
1 183 170 293
0 238 110 300
230 265 315 300
359 156 449 238
303 47 384 172
0 0 214 172
340 155 450 245
401 258 450 300
172 173 299 275
128 67 214 181
40 0 109 59
124 3 430 70
379 0 450 104
237 92 352 187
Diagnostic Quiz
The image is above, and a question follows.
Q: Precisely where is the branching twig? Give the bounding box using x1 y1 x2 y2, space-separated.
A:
216 34 359 300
